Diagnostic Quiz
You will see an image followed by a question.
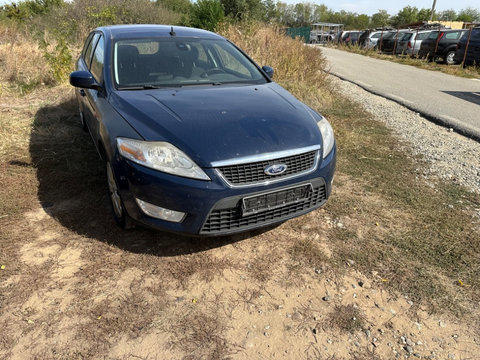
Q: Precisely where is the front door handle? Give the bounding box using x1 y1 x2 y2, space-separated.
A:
79 89 86 97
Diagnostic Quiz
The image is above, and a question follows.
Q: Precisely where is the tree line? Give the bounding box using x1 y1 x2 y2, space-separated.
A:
2 0 480 33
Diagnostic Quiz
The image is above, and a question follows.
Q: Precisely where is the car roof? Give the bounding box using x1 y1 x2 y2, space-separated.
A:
96 24 225 41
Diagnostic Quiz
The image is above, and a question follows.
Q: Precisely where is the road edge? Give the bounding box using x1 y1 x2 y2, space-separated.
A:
328 71 480 143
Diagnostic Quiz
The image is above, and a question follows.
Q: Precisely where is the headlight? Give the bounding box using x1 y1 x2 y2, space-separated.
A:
317 118 335 159
117 138 210 180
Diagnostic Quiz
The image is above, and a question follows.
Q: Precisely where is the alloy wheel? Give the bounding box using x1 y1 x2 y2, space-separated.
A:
446 51 455 65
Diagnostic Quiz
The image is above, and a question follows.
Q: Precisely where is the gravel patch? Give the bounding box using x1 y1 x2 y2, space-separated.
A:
331 77 480 195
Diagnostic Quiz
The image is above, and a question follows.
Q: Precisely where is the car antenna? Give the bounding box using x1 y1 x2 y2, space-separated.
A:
170 26 176 36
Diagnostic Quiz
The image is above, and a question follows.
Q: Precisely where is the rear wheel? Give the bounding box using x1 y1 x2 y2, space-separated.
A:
106 161 134 229
445 51 455 65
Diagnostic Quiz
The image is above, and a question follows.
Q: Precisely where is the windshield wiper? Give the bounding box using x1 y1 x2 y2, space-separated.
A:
142 84 165 89
118 83 223 90
178 82 223 87
117 85 168 90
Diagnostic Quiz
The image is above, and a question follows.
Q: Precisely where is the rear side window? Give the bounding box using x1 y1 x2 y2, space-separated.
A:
84 33 100 69
416 32 430 40
371 33 381 39
471 29 480 40
445 31 460 40
402 33 413 40
428 31 439 39
90 35 105 82
383 32 395 39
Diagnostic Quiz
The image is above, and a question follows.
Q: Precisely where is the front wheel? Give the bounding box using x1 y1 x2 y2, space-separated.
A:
106 161 134 229
445 51 456 65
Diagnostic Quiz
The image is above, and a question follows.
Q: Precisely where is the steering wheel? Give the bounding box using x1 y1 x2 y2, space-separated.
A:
201 68 226 77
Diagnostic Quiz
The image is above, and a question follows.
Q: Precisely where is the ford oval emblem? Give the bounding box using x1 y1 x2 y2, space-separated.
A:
264 163 288 176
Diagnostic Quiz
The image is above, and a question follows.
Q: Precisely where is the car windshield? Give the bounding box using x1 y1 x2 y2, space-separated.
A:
113 37 267 88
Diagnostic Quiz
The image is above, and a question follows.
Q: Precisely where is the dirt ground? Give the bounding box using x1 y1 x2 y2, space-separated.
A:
1 85 480 359
1 193 480 359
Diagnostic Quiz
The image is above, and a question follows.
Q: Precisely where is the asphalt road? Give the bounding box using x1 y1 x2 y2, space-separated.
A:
320 47 480 141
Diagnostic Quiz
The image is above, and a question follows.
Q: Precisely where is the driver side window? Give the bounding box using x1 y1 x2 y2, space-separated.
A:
90 35 105 82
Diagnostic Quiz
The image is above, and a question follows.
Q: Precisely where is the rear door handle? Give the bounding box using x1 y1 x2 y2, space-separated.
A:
79 89 86 97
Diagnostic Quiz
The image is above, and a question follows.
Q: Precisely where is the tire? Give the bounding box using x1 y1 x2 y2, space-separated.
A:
106 161 134 229
445 51 455 65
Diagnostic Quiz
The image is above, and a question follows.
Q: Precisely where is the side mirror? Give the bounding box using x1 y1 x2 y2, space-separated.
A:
262 66 274 79
69 70 101 91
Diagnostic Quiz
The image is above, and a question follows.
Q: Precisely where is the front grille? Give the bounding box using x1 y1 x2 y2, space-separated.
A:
217 150 317 185
200 184 326 234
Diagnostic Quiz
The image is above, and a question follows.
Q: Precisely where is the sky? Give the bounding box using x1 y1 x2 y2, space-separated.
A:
0 0 478 16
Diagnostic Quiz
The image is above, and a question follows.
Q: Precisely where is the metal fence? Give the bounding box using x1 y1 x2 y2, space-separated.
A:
285 27 311 44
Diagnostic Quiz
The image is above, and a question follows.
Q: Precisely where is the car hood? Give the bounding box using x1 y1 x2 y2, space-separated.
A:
110 83 322 167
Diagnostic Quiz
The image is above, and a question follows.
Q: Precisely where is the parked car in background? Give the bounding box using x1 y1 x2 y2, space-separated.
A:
69 25 336 235
395 30 432 56
340 31 361 45
418 29 468 64
454 27 480 66
379 30 411 53
333 31 345 43
358 30 383 49
394 32 414 54
376 31 395 51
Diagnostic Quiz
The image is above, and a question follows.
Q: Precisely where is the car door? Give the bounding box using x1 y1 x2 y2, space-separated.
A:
84 34 107 152
77 33 100 130
441 31 462 53
468 29 480 64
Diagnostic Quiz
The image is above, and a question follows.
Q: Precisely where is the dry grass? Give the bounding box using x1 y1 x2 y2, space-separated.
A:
219 23 335 113
220 23 329 88
0 23 55 94
322 94 480 314
327 304 365 334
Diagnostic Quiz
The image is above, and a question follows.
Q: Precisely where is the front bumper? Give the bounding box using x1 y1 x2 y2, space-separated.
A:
113 146 336 236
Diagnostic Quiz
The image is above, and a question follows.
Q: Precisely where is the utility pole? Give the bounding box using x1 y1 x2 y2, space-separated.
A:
430 0 437 21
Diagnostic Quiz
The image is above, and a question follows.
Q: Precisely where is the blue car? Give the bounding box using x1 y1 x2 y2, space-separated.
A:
69 25 336 236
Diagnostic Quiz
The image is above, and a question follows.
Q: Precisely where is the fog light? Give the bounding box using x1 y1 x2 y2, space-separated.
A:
135 198 185 222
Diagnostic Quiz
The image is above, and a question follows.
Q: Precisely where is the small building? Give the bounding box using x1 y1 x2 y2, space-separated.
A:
427 20 464 29
310 23 344 44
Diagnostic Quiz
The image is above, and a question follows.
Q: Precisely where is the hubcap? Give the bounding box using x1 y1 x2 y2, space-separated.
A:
446 52 455 64
107 163 122 218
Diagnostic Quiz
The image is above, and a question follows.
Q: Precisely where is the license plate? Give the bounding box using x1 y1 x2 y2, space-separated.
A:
242 184 312 216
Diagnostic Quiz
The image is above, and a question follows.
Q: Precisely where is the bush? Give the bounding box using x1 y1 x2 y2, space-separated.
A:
36 31 73 83
1 0 63 22
190 0 224 31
